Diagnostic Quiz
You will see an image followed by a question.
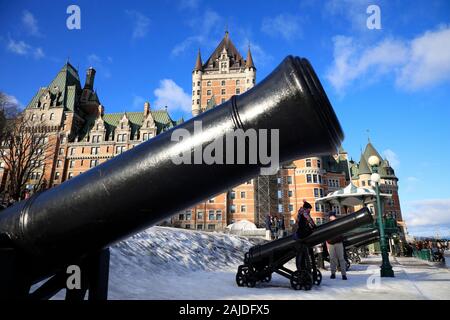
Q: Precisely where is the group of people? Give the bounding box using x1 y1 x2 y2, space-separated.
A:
412 239 448 262
265 214 286 240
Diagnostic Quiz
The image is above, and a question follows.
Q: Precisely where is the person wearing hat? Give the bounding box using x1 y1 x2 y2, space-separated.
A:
294 200 316 271
326 211 347 280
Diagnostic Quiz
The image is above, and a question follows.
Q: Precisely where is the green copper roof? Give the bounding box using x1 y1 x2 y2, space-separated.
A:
26 62 82 112
358 153 371 175
363 142 383 164
77 109 180 141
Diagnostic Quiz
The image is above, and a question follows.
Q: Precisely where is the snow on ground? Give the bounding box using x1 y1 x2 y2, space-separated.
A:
105 227 450 300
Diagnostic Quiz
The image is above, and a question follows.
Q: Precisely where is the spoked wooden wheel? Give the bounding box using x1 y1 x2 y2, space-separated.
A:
236 265 247 287
291 270 313 291
313 269 322 285
261 266 272 283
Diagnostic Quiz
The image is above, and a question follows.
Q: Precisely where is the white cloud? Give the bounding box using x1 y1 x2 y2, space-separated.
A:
7 39 45 59
126 10 150 39
261 14 303 41
171 9 223 56
326 36 407 93
407 176 419 182
7 39 30 55
404 199 450 228
171 36 204 56
22 10 41 37
324 0 372 32
326 26 450 93
383 149 400 169
238 39 273 68
87 54 112 79
154 79 191 113
34 47 45 59
397 26 450 90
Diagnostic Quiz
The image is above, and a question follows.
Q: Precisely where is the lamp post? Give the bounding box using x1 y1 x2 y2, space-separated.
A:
368 155 395 277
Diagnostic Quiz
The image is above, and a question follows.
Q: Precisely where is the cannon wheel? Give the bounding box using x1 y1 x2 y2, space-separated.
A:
236 265 247 287
261 266 272 283
313 269 322 286
236 266 248 287
346 259 351 271
291 270 313 291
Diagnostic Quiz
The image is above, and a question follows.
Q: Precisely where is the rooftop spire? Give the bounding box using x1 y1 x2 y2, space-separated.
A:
194 49 203 71
245 44 256 69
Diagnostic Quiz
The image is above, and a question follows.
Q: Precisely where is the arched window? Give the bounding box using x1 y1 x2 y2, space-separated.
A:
31 114 36 121
50 113 54 120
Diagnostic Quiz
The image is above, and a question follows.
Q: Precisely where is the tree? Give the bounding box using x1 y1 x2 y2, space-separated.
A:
0 110 54 201
0 92 20 142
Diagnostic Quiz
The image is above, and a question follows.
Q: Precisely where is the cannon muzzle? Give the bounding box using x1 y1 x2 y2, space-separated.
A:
0 56 344 288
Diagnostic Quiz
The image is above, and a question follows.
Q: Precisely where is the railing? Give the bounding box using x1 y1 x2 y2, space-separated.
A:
413 249 432 261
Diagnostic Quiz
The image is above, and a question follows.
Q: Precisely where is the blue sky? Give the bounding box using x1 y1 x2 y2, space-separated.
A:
1 0 449 237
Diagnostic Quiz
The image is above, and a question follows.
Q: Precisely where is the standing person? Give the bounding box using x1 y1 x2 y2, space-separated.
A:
294 201 316 271
272 216 279 239
326 211 347 280
277 214 285 239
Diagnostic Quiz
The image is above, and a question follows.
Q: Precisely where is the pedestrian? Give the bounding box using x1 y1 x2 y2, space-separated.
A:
277 215 285 239
272 216 278 239
326 211 348 280
294 200 316 271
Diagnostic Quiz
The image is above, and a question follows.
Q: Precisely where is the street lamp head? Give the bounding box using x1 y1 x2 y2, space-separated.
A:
368 155 380 167
371 173 381 183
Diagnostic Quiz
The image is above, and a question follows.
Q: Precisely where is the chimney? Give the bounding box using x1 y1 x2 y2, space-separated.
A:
85 67 96 90
98 104 104 117
144 102 150 117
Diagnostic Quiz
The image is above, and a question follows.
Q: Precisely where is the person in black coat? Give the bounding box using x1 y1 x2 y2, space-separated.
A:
294 201 316 271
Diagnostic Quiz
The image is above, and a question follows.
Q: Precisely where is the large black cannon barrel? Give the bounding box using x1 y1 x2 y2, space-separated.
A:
343 228 379 248
0 56 343 282
348 234 380 249
245 207 373 265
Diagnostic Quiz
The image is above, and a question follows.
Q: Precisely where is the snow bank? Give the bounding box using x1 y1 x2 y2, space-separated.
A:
110 227 262 274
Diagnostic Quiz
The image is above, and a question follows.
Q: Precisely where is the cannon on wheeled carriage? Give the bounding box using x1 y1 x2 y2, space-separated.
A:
236 207 373 290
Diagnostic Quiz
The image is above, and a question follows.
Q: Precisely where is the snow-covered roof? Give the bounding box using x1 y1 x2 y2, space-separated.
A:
227 220 257 231
316 183 391 207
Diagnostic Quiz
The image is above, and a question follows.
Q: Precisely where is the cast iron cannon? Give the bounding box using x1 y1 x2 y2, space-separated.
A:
0 55 344 299
344 228 380 264
235 207 373 290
